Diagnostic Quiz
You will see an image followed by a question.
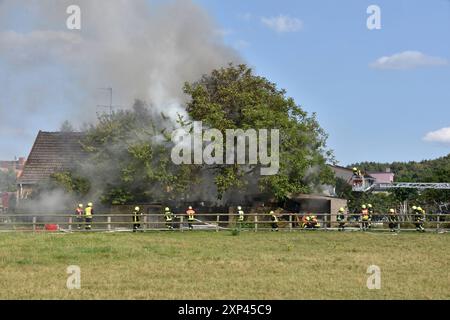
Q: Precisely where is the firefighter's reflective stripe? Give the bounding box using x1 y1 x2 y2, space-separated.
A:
165 213 173 221
271 215 278 222
238 210 244 222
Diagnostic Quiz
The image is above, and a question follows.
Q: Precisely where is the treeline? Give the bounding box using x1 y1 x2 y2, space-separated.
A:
350 154 450 183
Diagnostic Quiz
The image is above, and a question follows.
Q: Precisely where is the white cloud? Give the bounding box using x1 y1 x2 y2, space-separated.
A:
261 15 303 33
423 127 450 144
370 51 448 70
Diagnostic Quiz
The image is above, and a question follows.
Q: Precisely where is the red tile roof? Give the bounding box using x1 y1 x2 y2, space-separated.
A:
18 131 87 185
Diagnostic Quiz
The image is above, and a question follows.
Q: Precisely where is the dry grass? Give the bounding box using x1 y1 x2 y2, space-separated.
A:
0 231 448 299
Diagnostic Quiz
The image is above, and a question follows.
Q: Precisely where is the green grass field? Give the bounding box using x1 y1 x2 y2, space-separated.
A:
0 231 448 299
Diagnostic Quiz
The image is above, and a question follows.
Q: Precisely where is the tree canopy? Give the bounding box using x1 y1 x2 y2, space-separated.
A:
53 64 334 204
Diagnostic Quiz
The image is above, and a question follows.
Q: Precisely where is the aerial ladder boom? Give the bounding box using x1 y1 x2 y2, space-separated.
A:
352 178 450 192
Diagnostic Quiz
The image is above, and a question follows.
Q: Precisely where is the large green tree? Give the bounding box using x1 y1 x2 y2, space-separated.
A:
57 64 334 204
183 64 334 200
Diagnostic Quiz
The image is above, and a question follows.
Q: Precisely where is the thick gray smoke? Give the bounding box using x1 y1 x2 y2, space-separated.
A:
0 0 241 125
1 0 242 211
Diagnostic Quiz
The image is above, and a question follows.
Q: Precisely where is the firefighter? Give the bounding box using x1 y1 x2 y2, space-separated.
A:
388 208 398 232
237 206 244 228
270 211 279 231
75 204 84 230
352 167 360 176
361 204 370 231
132 206 142 232
414 206 425 232
337 207 346 231
367 204 374 228
186 206 195 230
301 214 310 229
310 215 318 229
84 202 94 230
164 207 174 230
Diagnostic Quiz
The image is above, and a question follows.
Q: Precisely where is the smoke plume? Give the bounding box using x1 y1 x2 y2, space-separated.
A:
0 0 241 139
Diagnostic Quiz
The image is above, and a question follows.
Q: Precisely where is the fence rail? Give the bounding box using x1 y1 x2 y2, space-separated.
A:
0 212 448 233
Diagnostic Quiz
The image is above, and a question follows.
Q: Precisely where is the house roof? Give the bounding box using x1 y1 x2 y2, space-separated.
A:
18 131 87 185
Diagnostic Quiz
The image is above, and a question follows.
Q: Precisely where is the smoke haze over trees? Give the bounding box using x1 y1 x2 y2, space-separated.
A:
49 65 334 205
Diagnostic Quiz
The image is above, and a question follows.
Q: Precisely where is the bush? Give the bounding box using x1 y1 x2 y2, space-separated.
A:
231 228 240 236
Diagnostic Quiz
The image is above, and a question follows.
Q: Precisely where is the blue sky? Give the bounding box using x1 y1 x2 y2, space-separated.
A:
196 0 450 164
0 0 449 165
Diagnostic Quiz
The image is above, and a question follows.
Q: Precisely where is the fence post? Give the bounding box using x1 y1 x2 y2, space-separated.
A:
254 214 258 233
180 215 184 232
143 215 147 231
32 216 36 232
107 216 111 231
216 215 220 232
68 216 72 231
289 213 292 232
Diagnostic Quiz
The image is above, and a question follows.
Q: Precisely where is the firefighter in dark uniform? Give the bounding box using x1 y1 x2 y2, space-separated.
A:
75 204 84 230
186 206 195 230
388 208 398 232
367 204 374 229
164 207 174 230
270 211 279 231
337 207 346 231
132 206 142 232
84 202 94 230
361 204 370 231
237 206 244 228
414 206 426 232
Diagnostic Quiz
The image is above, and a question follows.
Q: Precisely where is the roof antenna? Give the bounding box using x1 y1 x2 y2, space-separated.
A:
97 87 113 115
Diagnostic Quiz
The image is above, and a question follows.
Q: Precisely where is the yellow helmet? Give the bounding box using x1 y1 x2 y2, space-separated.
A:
362 205 367 209
367 204 372 208
188 206 192 210
269 211 274 215
389 208 395 214
237 206 242 210
412 206 417 210
87 202 93 207
78 204 83 208
417 207 423 212
135 206 140 211
165 207 170 212
339 207 345 213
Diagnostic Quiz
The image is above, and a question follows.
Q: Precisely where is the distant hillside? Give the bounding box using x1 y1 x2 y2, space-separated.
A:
350 154 450 183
